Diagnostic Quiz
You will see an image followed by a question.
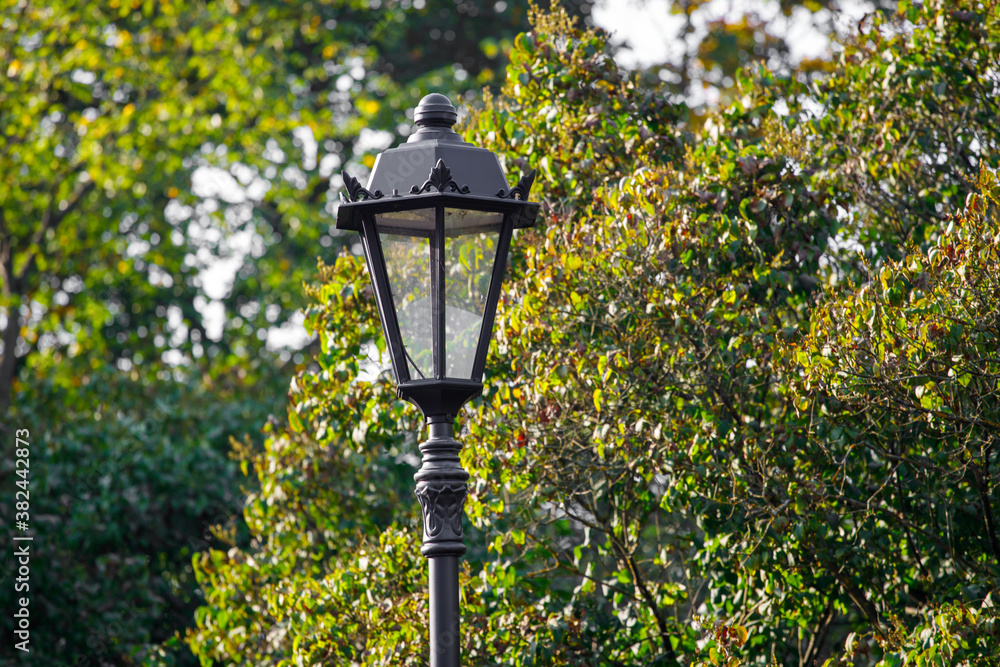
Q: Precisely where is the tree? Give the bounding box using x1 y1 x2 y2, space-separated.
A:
784 165 1000 666
188 1 999 665
790 0 1000 266
597 0 897 113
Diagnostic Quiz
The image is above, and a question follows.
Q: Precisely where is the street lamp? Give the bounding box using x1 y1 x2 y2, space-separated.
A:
337 93 538 667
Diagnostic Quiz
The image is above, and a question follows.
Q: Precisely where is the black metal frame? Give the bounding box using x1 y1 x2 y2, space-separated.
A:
337 189 539 232
431 204 446 381
358 215 409 383
342 172 537 419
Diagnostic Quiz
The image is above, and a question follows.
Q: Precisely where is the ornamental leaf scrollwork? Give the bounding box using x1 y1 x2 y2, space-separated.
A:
415 482 467 542
409 159 471 195
340 171 384 203
496 169 536 200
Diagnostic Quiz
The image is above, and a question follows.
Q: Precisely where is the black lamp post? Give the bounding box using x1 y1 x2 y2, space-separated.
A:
336 93 538 667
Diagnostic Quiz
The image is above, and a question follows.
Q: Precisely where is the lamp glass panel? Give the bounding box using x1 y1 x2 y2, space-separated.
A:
444 209 503 379
376 209 434 380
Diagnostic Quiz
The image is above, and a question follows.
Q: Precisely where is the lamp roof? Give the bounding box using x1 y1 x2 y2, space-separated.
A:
365 94 509 198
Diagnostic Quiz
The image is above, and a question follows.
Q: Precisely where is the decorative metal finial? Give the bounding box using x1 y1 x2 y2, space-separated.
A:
497 169 536 200
409 159 471 195
414 93 458 128
407 94 465 144
340 171 384 203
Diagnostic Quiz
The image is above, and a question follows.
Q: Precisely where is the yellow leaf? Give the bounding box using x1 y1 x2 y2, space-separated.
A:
566 255 583 270
122 103 135 118
7 60 20 77
288 409 303 433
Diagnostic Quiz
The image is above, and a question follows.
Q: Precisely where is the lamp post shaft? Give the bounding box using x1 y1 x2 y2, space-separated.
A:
429 556 460 667
414 416 468 667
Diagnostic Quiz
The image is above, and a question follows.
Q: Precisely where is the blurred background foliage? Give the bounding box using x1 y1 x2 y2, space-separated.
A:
2 0 998 665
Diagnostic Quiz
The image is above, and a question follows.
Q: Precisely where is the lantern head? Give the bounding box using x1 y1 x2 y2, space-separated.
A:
336 94 538 418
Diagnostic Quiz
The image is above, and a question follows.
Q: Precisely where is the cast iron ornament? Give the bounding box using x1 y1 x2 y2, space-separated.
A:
340 160 538 206
409 159 472 195
496 169 536 200
340 171 384 203
415 482 467 542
